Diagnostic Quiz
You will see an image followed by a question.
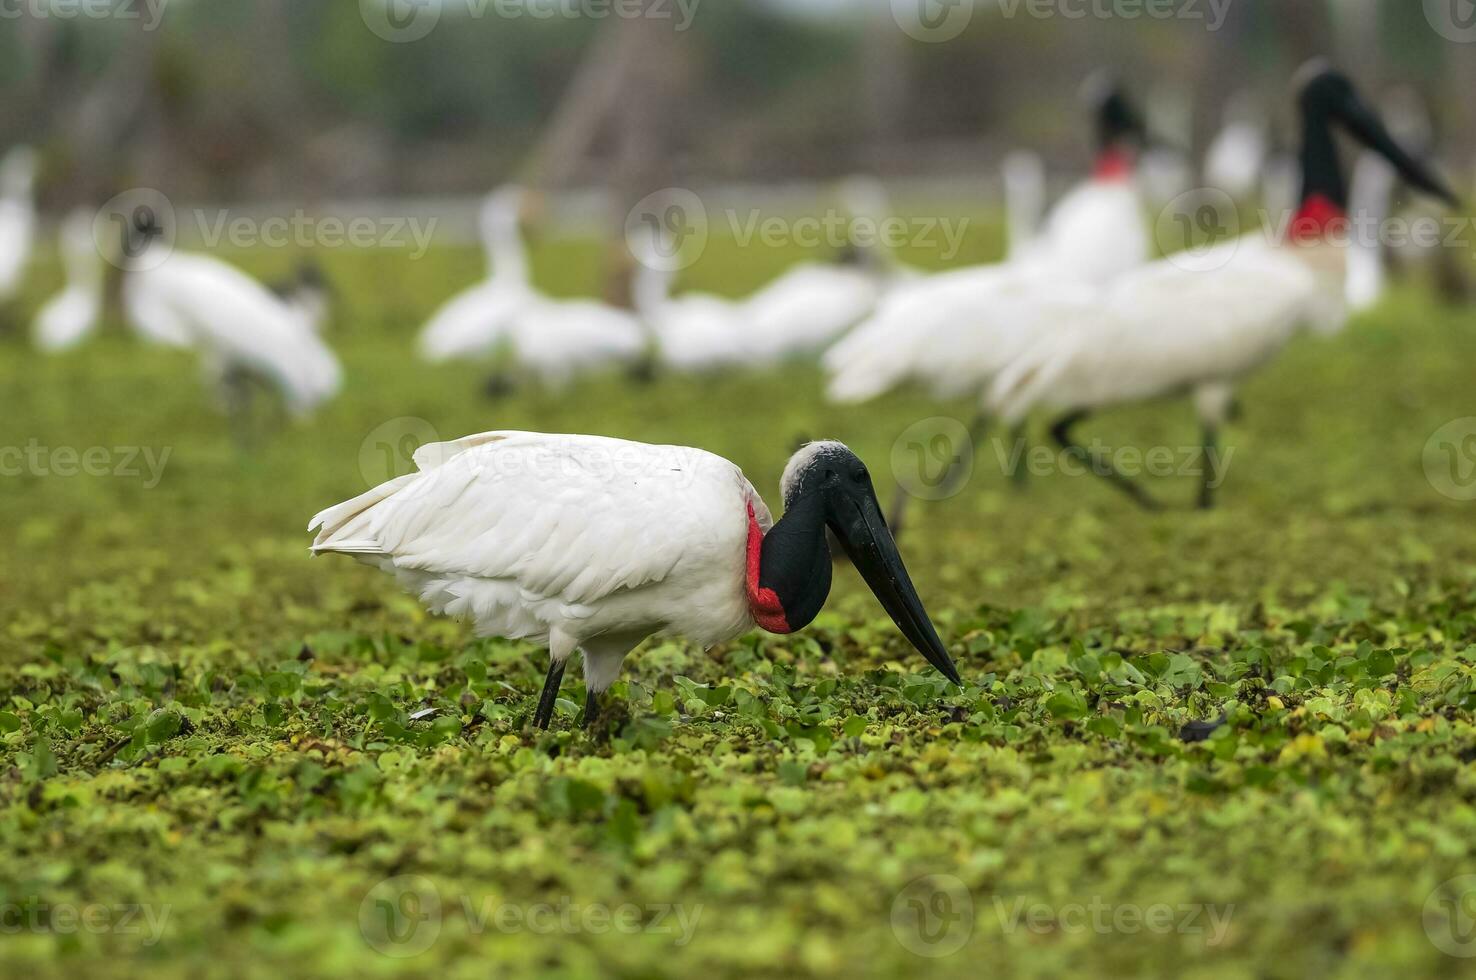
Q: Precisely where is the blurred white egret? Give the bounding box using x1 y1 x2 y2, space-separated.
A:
34 210 104 352
418 186 646 389
118 209 343 431
0 146 38 304
1204 91 1270 200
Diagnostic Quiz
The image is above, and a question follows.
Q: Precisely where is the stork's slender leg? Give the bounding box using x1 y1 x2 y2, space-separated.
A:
533 658 567 730
583 687 602 731
887 412 991 540
626 350 659 386
223 367 254 452
1007 421 1030 489
482 371 517 401
1050 410 1163 512
1198 424 1220 511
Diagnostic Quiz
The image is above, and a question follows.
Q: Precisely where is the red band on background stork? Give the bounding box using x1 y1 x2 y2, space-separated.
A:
746 503 792 634
1093 147 1134 182
1289 193 1348 243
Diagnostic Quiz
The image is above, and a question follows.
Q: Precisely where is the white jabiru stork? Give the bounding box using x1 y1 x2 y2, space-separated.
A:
823 79 1152 409
737 251 883 363
985 63 1458 511
309 433 961 729
34 209 104 352
416 188 530 362
0 146 38 304
118 209 343 429
418 186 646 389
1204 91 1270 200
629 226 751 373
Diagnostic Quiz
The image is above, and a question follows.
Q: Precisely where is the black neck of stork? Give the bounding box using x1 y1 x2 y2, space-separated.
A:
750 493 832 635
1298 104 1347 213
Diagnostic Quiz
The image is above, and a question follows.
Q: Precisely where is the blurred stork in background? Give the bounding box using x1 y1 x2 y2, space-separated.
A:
33 209 103 352
270 259 334 335
0 147 38 325
418 185 646 394
1204 91 1270 200
117 207 343 444
985 63 1459 510
823 77 1155 530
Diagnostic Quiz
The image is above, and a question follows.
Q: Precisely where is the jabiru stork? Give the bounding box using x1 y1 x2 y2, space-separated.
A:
309 432 962 729
986 63 1459 510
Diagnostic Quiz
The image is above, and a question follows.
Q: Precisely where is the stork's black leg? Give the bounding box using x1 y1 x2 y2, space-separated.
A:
533 657 567 730
1007 421 1030 489
1050 410 1163 512
1198 424 1220 511
224 368 254 452
583 687 602 731
482 371 517 401
626 351 659 386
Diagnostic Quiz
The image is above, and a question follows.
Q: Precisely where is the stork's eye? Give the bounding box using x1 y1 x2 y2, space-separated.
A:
852 467 869 484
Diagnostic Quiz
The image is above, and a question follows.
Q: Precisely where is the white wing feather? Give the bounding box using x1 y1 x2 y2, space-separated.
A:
310 432 770 645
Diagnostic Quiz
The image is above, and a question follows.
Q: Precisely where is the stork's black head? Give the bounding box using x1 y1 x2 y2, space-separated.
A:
761 442 961 685
1083 73 1148 152
1294 60 1457 209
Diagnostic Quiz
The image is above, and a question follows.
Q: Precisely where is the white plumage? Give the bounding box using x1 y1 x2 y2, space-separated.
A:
34 210 103 352
123 237 342 417
0 146 37 303
738 262 881 363
418 187 646 386
311 431 769 692
986 237 1335 429
630 243 750 373
824 169 1147 404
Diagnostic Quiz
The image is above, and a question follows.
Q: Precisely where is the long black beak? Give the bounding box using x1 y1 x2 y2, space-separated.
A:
828 488 962 685
1336 91 1459 207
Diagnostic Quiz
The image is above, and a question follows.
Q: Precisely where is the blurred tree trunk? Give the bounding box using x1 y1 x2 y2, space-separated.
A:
527 4 696 307
860 6 910 164
1193 0 1256 152
65 25 164 202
